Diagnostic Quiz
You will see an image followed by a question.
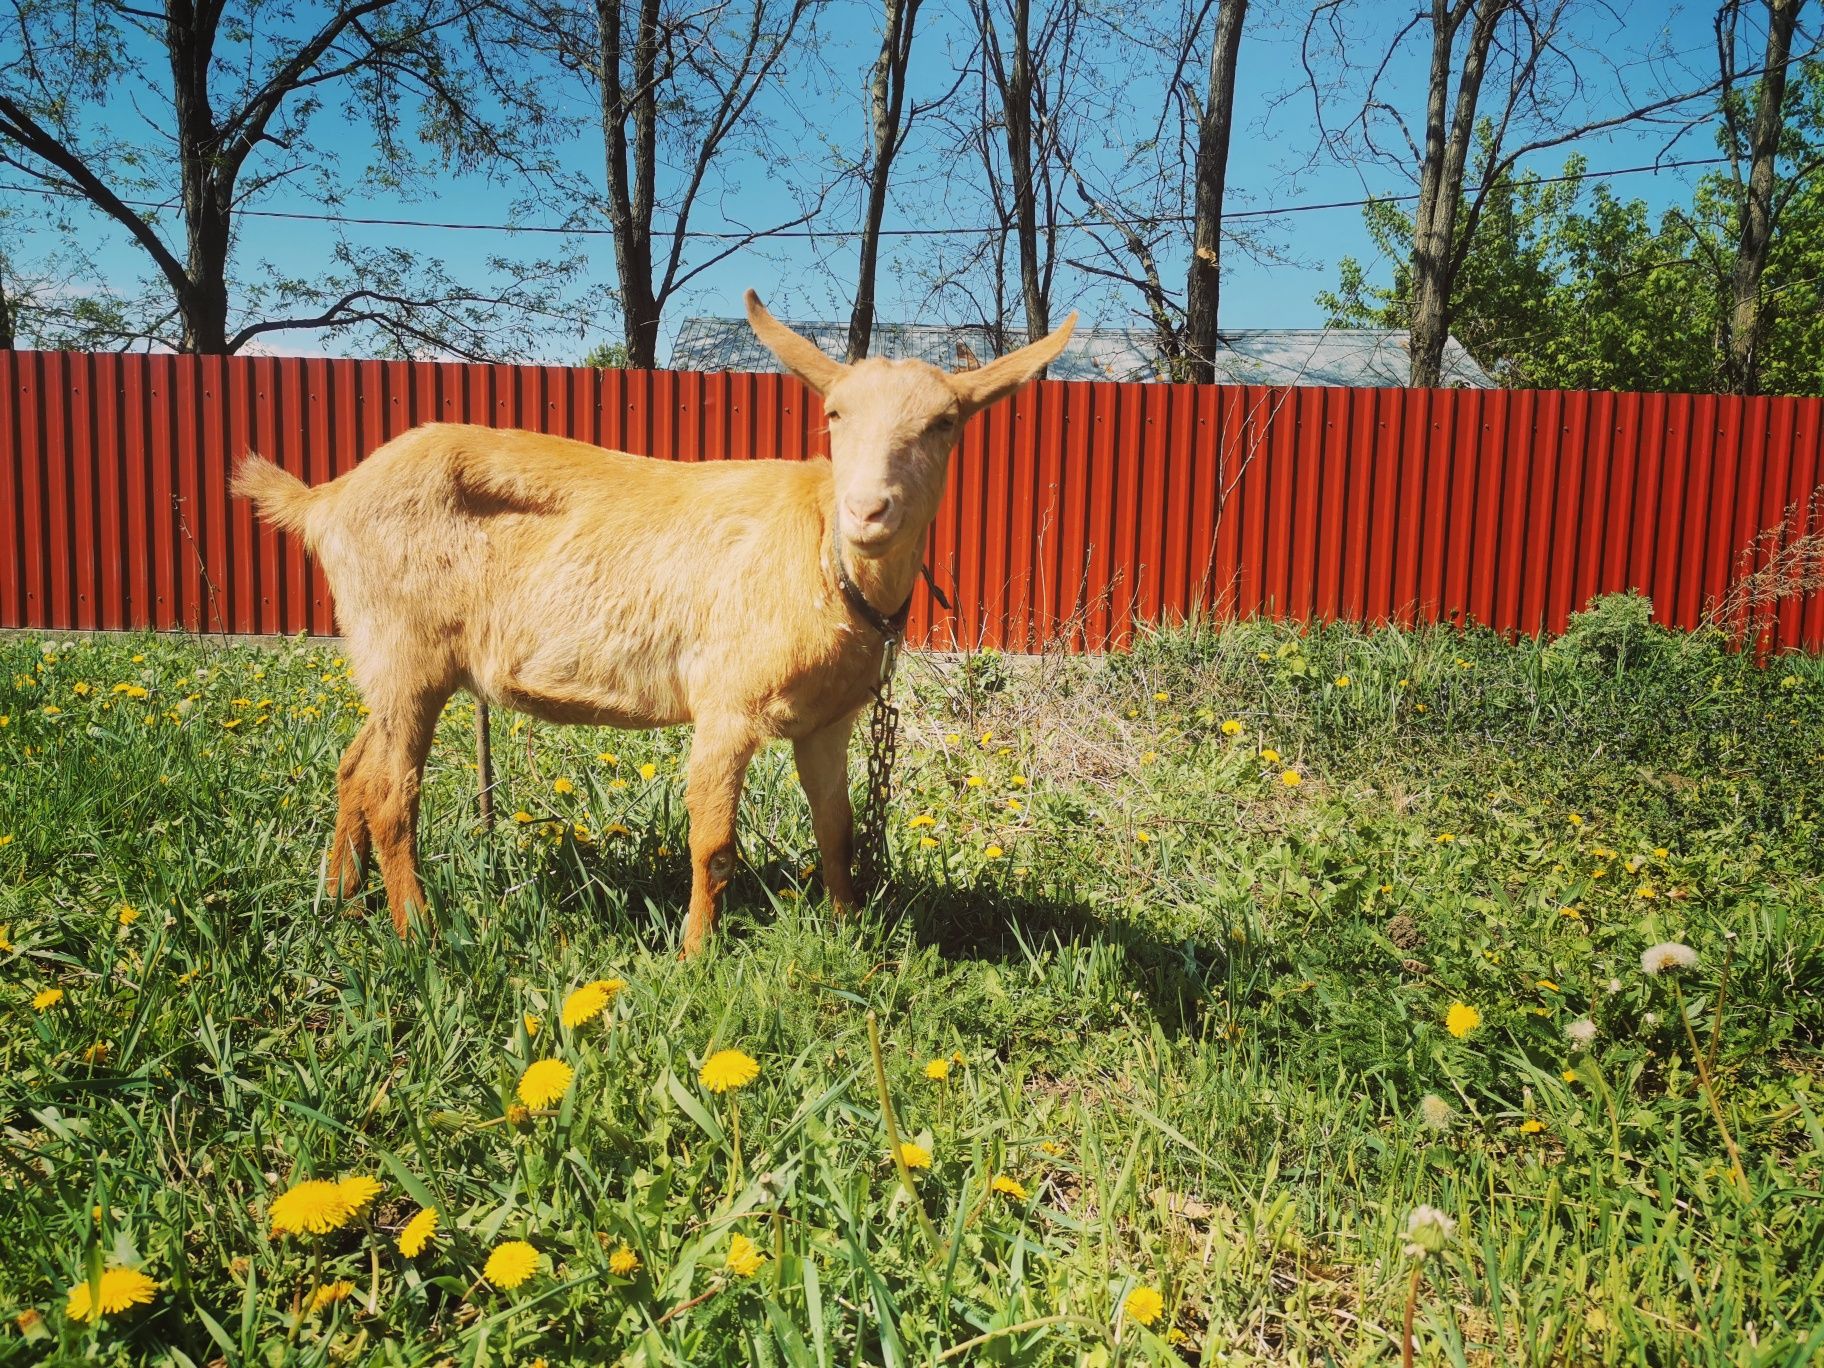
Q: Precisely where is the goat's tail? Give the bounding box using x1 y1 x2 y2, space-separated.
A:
233 454 331 548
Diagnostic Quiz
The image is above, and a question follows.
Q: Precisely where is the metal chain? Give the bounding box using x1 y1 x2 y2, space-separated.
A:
854 638 900 900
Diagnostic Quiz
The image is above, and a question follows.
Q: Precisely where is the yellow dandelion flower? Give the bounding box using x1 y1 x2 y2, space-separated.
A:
553 777 574 795
1568 813 1584 826
1006 797 1024 812
944 732 961 744
512 810 534 824
1040 1140 1064 1155
609 1246 640 1276
33 987 64 1011
82 1041 111 1064
524 1012 542 1037
1536 979 1559 992
598 751 619 765
483 1240 540 1289
990 1174 1028 1199
1435 832 1456 843
517 1058 575 1109
1135 830 1153 843
699 1048 760 1093
924 1058 951 1080
1220 719 1243 736
896 1142 932 1169
908 813 936 828
398 1207 438 1256
984 844 1004 859
639 762 657 781
1561 1069 1578 1083
979 730 993 747
336 1175 381 1217
1519 1118 1545 1134
1280 769 1301 787
506 1103 530 1125
64 1267 159 1323
726 1233 766 1277
1445 1001 1481 1038
591 977 628 999
1010 774 1028 786
918 836 939 848
307 1280 355 1316
1334 675 1350 687
1123 1284 1165 1327
1635 885 1657 899
270 1179 355 1236
966 773 985 788
1153 691 1169 702
115 904 139 926
561 983 610 1028
42 704 61 716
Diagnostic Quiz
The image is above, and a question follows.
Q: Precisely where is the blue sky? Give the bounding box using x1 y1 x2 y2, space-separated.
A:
2 0 1749 362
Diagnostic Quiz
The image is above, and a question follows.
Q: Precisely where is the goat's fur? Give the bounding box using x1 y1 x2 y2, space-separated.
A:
235 291 1075 954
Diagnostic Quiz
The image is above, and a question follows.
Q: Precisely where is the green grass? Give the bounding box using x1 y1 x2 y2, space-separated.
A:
3 601 1823 1365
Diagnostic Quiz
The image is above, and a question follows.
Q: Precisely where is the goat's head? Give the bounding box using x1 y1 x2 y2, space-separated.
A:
745 290 1077 559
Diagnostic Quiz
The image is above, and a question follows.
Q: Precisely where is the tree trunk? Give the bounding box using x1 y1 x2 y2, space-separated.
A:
168 1 232 353
1005 0 1048 342
598 0 663 370
1722 0 1803 396
1406 0 1505 388
1181 0 1246 384
0 267 15 350
848 0 920 361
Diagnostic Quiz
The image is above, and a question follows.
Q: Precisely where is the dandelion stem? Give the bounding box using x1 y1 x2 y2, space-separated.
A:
1673 978 1749 1197
936 1314 1108 1361
1706 939 1735 1079
728 1100 742 1200
365 1217 381 1315
867 1009 943 1260
1402 1263 1422 1368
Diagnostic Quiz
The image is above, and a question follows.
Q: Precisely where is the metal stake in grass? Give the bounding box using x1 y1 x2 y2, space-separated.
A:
867 1010 943 1260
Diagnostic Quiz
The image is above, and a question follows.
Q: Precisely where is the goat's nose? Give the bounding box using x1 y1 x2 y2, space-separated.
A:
844 493 894 526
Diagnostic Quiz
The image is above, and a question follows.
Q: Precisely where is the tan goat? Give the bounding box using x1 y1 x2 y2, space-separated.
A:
233 292 1075 955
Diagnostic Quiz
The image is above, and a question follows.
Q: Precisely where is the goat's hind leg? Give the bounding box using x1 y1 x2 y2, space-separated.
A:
326 726 375 900
681 721 758 958
358 689 447 937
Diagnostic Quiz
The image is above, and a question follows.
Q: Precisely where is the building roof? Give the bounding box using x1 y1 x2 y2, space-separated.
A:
669 318 1495 388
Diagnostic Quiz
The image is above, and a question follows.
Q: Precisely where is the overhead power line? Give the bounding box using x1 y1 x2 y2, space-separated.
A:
0 155 1729 241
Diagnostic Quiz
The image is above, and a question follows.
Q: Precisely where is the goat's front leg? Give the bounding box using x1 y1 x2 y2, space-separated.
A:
794 715 860 916
681 722 758 958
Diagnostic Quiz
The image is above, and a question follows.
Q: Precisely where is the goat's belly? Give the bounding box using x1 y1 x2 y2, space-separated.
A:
474 652 691 731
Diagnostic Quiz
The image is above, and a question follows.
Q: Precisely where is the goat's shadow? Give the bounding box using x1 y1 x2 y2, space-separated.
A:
517 835 1232 1038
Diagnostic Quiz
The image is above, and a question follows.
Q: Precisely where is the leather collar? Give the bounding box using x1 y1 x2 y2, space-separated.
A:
833 531 913 640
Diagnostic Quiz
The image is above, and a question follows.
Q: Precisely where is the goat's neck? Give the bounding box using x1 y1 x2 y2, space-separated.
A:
828 523 927 634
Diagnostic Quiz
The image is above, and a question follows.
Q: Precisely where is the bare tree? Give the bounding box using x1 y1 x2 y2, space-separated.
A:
0 1 565 356
1718 0 1814 393
971 0 1086 345
1182 0 1247 382
1061 0 1256 380
848 0 924 361
523 0 826 370
1303 0 1749 386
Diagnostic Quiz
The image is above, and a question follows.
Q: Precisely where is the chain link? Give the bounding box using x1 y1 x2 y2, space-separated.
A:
854 638 900 900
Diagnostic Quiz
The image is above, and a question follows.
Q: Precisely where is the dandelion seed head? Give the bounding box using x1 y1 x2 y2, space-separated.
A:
1640 942 1698 976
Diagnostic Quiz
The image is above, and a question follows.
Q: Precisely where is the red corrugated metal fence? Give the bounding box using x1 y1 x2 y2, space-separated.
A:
4 350 1822 650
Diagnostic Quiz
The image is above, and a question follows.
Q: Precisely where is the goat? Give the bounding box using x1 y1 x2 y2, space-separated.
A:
233 292 1075 955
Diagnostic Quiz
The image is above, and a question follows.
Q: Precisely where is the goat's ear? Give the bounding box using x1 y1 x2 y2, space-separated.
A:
745 290 844 395
951 313 1077 414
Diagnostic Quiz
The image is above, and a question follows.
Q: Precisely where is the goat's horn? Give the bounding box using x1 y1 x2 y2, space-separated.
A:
745 290 844 395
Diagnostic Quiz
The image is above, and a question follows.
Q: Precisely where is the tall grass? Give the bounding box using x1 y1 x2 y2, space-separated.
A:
3 606 1821 1364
